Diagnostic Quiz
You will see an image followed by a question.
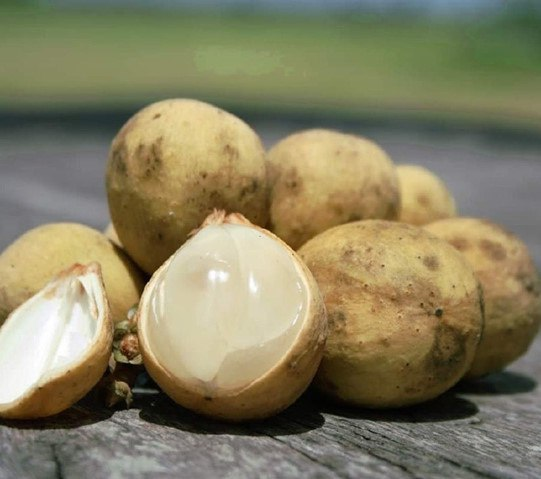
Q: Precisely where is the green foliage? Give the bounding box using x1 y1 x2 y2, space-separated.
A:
0 5 540 127
498 1 541 34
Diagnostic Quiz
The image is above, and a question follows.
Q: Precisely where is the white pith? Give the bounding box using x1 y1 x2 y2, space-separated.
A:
0 268 104 405
145 224 308 390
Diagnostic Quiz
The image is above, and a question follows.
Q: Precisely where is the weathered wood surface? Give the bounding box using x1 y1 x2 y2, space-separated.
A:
1 118 540 478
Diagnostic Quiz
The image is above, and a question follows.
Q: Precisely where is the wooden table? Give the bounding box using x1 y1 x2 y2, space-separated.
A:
1 115 540 478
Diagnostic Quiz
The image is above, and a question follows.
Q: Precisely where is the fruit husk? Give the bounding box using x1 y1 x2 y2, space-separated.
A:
425 217 541 378
137 212 327 421
0 263 113 420
298 220 484 408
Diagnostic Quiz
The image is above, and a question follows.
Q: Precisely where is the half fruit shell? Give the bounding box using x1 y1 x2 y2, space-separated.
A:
0 263 113 419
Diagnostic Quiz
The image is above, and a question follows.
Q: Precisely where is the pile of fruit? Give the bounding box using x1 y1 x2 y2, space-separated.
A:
0 99 539 422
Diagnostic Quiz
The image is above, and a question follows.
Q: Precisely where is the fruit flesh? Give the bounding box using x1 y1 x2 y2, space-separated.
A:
0 270 103 405
146 224 308 390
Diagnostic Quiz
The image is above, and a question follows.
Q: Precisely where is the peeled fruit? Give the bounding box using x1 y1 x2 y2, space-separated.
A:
397 165 457 225
298 220 483 408
0 263 113 419
136 211 327 421
267 129 400 250
106 98 269 274
425 218 541 378
0 223 145 325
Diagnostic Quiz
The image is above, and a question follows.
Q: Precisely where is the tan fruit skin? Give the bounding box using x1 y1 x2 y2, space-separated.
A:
137 226 327 422
267 129 400 250
298 220 483 408
425 218 541 378
268 129 400 249
106 99 269 274
0 263 113 419
397 164 457 226
0 223 145 325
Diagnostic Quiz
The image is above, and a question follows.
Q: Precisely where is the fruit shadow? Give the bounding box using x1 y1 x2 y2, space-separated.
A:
137 389 326 437
317 390 479 424
454 370 537 396
0 395 114 430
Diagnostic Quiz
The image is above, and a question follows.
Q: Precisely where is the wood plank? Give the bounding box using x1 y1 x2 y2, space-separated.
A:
1 339 539 478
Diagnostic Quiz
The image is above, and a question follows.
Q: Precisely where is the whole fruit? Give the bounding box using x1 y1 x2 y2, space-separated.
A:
298 220 483 408
396 164 457 225
0 223 145 325
106 99 268 273
425 217 541 378
267 129 400 250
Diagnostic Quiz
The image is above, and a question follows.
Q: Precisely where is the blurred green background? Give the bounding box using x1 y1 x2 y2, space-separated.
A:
1 0 541 129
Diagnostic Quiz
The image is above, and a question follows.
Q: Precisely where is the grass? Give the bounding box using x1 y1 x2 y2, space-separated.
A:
1 6 541 128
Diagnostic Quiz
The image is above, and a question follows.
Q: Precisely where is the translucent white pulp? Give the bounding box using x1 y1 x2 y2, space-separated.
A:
0 270 102 405
147 224 308 390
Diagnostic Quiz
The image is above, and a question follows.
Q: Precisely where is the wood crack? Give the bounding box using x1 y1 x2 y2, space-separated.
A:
291 419 419 478
251 414 415 479
421 451 499 479
319 420 490 479
290 418 419 479
247 425 349 479
50 444 65 479
109 415 134 432
362 425 491 478
271 435 351 478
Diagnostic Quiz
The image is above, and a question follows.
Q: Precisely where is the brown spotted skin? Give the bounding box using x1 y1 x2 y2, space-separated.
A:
106 99 269 274
396 165 457 226
425 217 541 378
298 220 483 408
267 129 400 250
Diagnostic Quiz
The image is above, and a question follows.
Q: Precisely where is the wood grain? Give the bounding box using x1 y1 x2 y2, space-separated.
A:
0 119 540 478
